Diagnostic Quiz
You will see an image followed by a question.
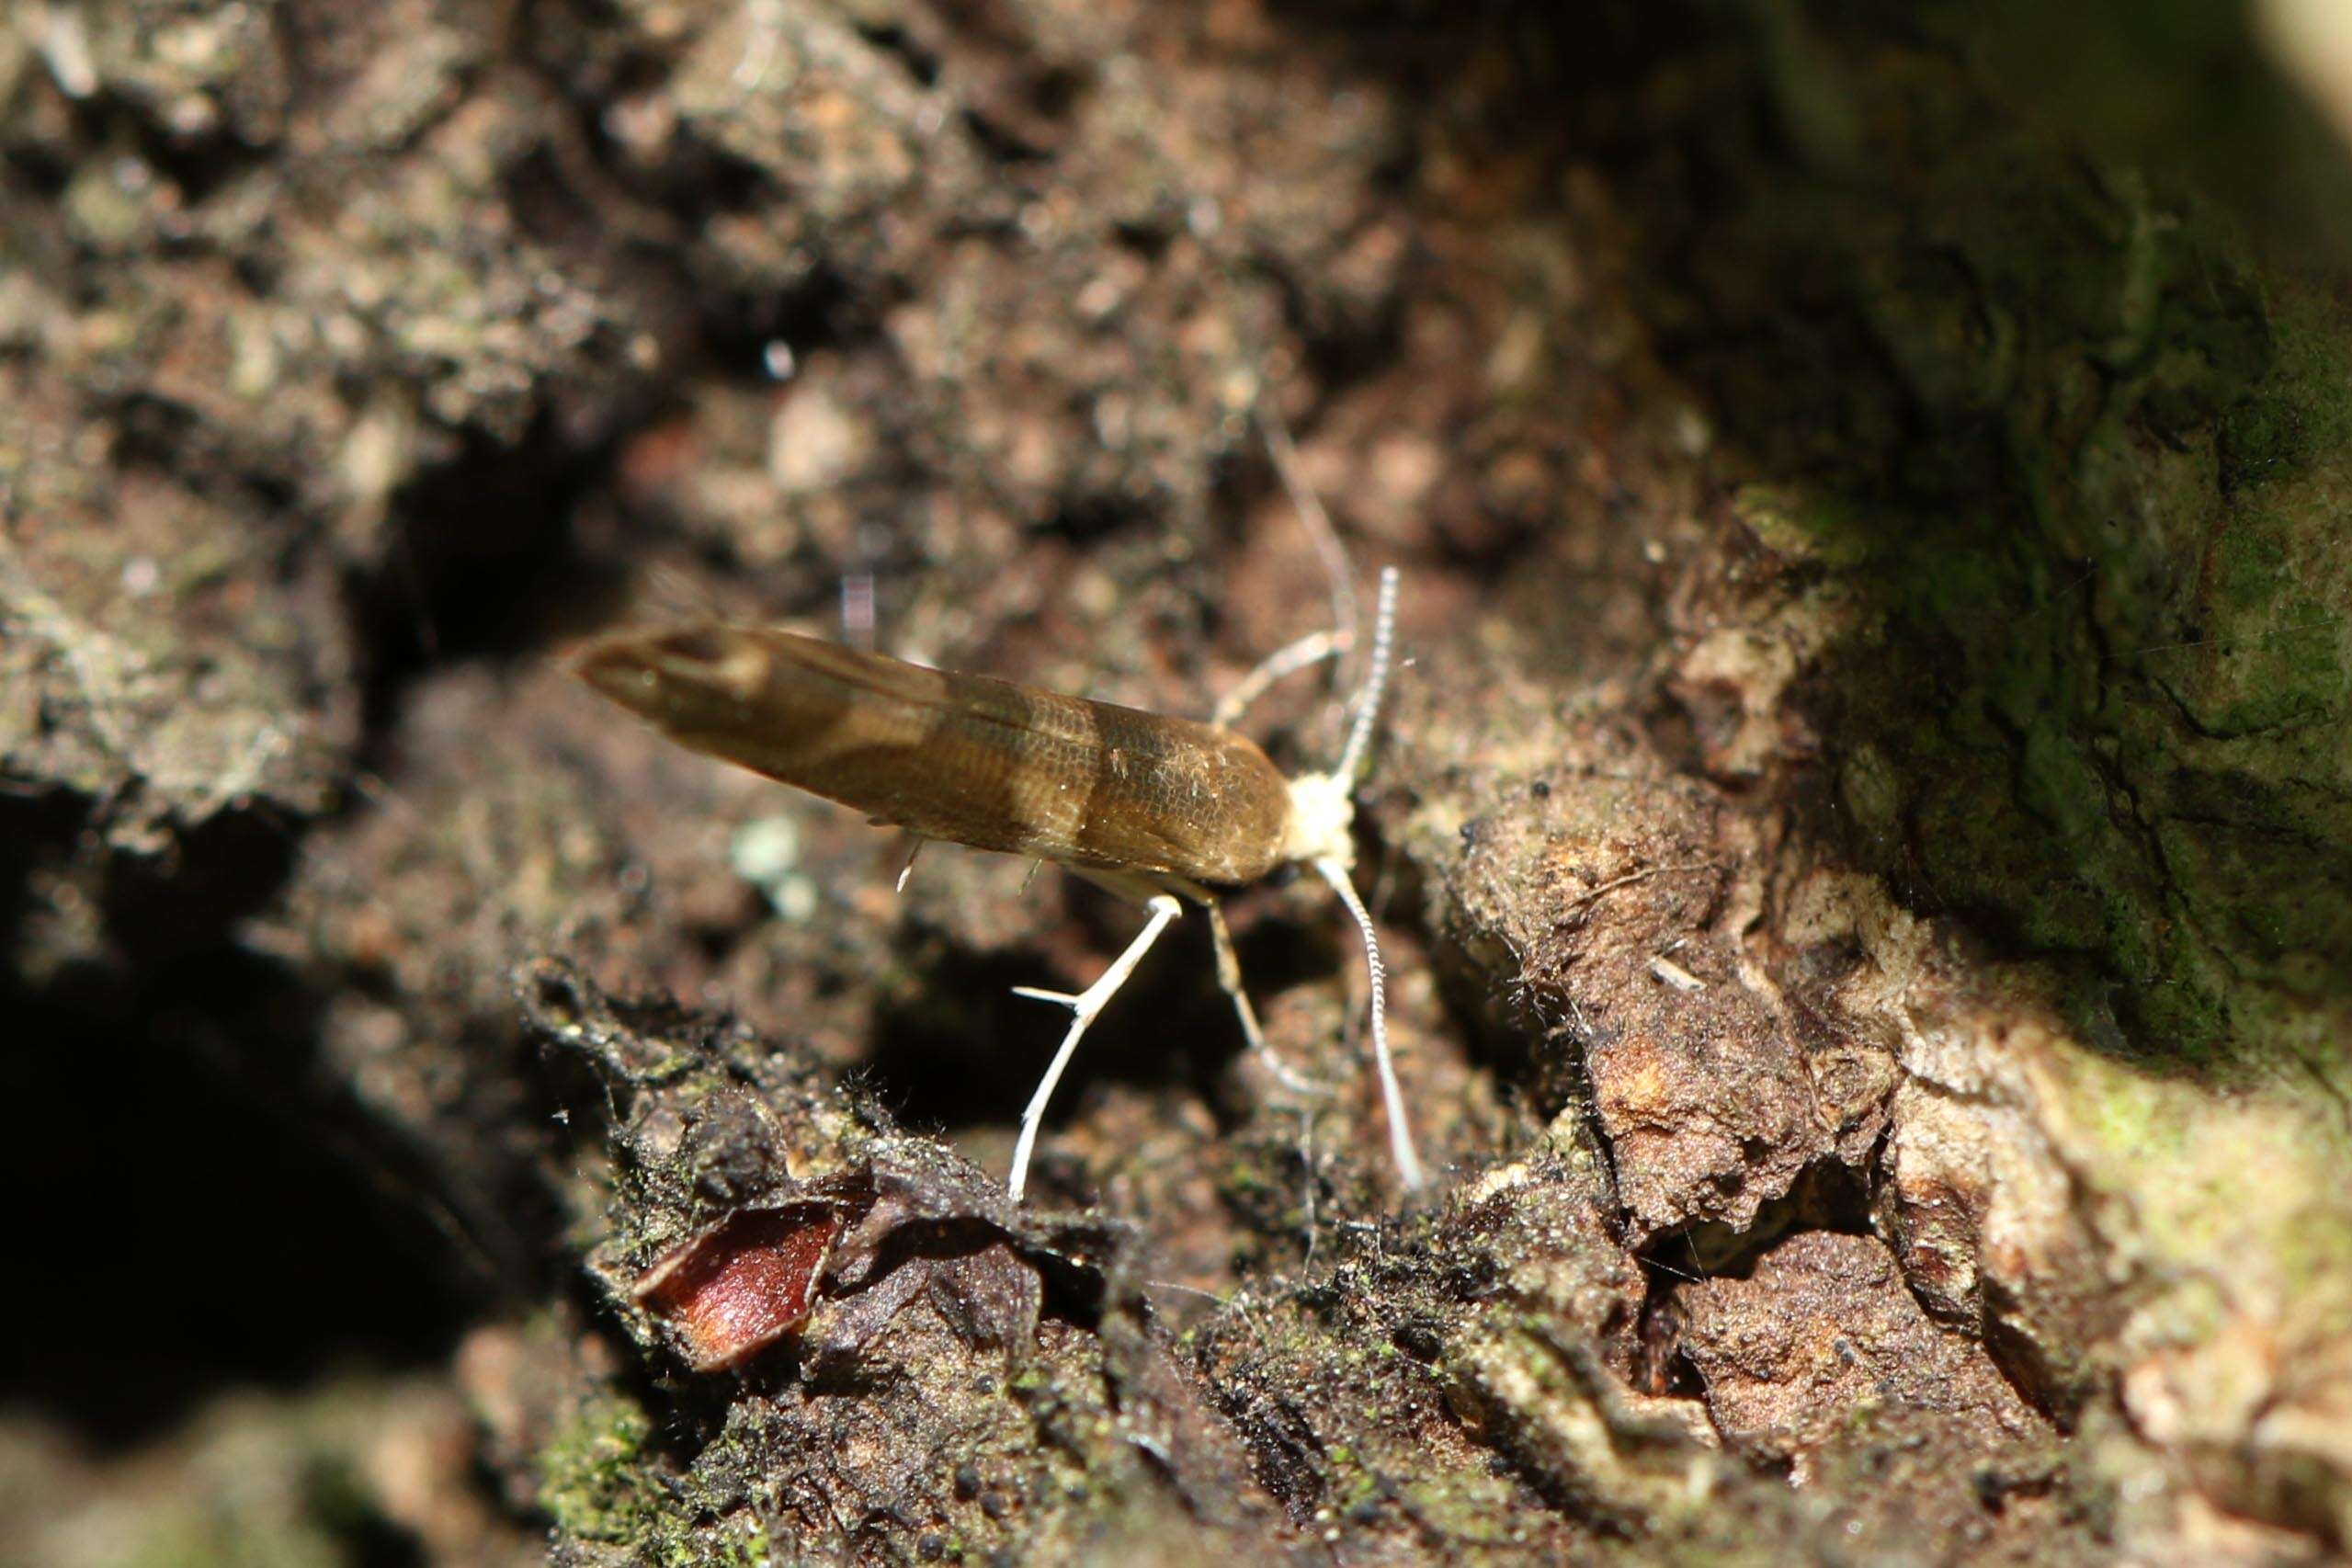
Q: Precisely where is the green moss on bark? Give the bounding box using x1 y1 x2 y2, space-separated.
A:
1639 20 2352 1083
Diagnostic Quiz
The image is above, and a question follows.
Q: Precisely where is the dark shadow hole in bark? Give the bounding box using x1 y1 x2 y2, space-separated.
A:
1642 1158 1878 1284
957 105 1045 165
696 264 862 387
1037 494 1135 547
1978 1275 2086 1436
97 802 301 964
51 83 262 210
855 24 944 88
349 409 634 749
0 951 477 1450
1631 1159 1879 1399
0 788 94 969
2 139 73 202
862 943 1101 1137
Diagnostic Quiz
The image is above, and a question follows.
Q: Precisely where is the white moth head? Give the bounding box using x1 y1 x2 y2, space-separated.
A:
1284 768 1357 868
1278 562 1399 872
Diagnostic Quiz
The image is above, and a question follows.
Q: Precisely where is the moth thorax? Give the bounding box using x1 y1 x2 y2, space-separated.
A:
1283 770 1357 869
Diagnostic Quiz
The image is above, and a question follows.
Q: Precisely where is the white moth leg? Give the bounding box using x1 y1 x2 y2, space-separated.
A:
1316 857 1424 1192
1006 889 1184 1200
1210 629 1346 730
1201 893 1320 1092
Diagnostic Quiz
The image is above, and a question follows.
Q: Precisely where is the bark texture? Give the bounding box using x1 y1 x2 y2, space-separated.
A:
4 2 2349 1564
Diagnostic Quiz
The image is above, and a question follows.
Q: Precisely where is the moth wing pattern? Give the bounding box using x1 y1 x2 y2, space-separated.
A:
572 625 1295 885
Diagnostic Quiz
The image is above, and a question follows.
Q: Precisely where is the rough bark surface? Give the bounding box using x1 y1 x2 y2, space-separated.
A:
5 2 2349 1565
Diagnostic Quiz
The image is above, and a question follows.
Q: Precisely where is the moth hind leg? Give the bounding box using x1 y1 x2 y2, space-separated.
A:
1006 878 1185 1200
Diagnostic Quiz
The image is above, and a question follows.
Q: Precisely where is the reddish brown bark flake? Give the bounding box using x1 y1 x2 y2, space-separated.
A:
633 1206 842 1372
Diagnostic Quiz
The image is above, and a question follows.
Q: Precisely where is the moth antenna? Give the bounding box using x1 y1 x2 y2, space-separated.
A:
1334 565 1398 788
1259 402 1360 659
1315 856 1424 1191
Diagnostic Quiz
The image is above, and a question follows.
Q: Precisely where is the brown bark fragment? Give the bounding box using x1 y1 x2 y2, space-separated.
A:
1676 1230 2047 1480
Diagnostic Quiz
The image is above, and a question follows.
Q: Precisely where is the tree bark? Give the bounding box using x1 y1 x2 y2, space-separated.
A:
3 3 2347 1563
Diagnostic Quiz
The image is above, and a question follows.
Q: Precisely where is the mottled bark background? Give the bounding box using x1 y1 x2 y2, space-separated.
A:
5 1 2350 1563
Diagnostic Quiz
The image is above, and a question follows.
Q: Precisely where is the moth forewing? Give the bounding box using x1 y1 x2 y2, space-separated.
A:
570 625 1295 885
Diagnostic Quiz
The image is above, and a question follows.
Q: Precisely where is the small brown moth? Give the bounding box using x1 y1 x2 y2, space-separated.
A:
571 566 1419 1200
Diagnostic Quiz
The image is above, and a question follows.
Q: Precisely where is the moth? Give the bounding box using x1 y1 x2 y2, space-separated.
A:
570 565 1421 1200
